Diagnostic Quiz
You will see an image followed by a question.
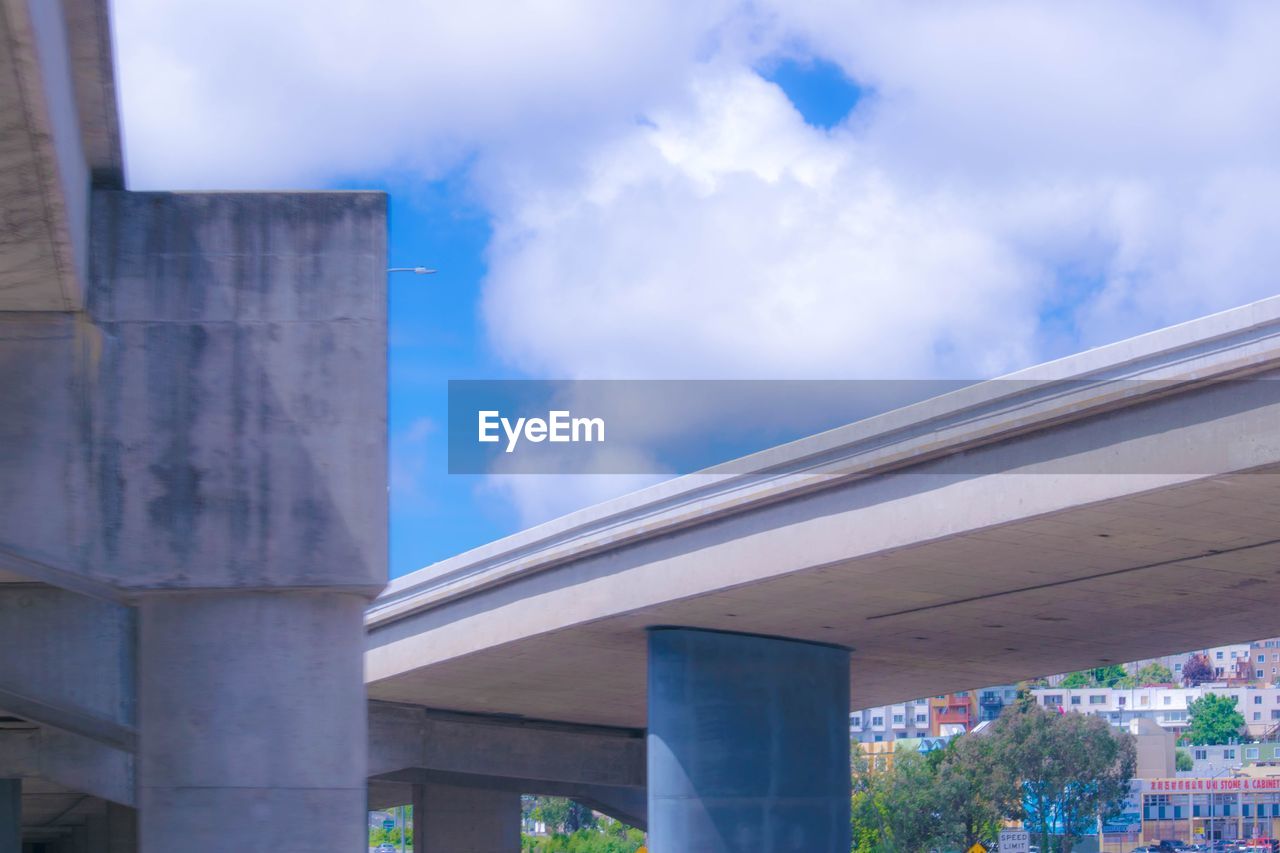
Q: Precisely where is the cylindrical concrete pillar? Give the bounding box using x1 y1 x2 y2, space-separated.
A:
136 591 368 853
412 782 520 853
647 628 851 853
0 779 18 853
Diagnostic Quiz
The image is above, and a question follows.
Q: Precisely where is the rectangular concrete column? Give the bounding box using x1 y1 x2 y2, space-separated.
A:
413 782 520 853
0 779 18 853
137 591 368 853
647 628 851 853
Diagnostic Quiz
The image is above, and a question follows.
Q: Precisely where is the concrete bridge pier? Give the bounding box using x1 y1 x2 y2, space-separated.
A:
646 628 851 853
137 592 369 853
412 781 521 853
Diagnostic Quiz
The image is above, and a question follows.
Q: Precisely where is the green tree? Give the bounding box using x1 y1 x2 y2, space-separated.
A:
1176 748 1194 771
1135 663 1175 686
1060 665 1129 689
932 734 1022 850
850 750 946 852
994 702 1136 853
521 810 644 853
1183 694 1246 745
1092 665 1129 687
529 798 598 834
1059 671 1091 688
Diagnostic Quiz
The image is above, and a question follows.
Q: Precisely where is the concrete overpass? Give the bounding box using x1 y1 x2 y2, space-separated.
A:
1 1 384 850
367 295 1280 849
6 1 1280 851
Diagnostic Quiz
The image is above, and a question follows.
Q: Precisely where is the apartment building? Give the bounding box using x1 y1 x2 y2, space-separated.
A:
849 699 933 743
1251 641 1280 684
1124 639 1280 686
1032 685 1280 738
930 692 978 736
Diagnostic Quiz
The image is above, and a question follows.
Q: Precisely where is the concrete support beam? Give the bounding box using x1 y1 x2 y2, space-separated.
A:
0 586 134 751
0 779 17 853
575 786 647 832
370 703 644 788
413 781 519 853
0 726 133 807
137 591 368 853
647 628 851 853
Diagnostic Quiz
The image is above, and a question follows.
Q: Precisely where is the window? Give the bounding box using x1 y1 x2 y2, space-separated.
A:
1224 749 1236 759
1071 696 1082 705
1044 695 1063 706
1089 695 1106 705
1164 696 1172 706
1255 712 1262 721
1195 749 1207 760
1257 695 1264 704
1175 663 1183 671
1272 710 1280 720
1248 748 1261 759
1119 696 1127 706
1259 670 1266 678
915 714 927 724
1141 696 1150 706
1218 651 1225 660
874 735 883 742
893 714 904 724
872 716 883 726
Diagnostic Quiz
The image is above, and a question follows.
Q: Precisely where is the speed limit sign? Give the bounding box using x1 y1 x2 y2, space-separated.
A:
999 830 1030 853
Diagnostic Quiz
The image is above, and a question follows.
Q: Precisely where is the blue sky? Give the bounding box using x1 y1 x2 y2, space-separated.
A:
381 60 869 573
112 0 1280 578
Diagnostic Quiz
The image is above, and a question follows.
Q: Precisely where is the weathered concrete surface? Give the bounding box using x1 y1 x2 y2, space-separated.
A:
0 0 119 311
414 781 520 853
0 585 134 748
0 724 134 806
137 590 369 852
370 703 644 788
0 191 387 592
3 3 389 848
0 190 387 847
575 786 647 831
647 629 850 852
370 705 647 829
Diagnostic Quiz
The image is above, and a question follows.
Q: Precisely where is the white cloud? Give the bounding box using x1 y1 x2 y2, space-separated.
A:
113 0 1280 527
112 0 750 188
481 66 1043 381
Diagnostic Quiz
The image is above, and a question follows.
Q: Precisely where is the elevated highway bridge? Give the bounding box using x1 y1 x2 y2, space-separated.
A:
366 296 1280 849
4 0 1280 848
